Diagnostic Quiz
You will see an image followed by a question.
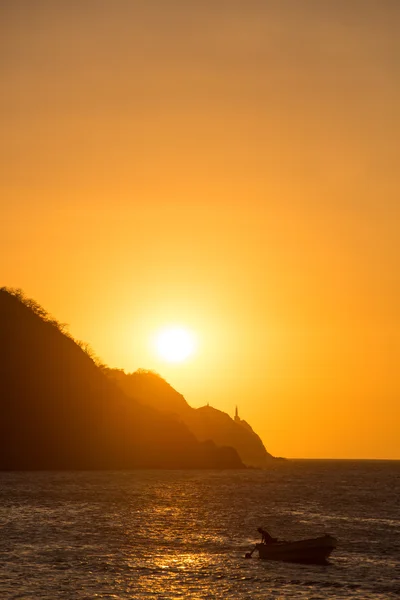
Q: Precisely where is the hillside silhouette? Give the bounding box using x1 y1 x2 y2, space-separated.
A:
0 288 243 469
108 369 275 467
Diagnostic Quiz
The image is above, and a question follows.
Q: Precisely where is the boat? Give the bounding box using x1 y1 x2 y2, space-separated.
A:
247 534 337 565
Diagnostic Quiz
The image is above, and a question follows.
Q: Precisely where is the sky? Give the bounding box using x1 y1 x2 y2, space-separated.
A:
1 0 399 459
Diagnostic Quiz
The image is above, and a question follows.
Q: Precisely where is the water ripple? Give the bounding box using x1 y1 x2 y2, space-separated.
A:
0 462 399 599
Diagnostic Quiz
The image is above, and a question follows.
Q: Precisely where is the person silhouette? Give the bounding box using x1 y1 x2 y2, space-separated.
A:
257 527 277 544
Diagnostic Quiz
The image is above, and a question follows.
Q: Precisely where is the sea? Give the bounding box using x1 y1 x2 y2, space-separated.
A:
0 461 399 599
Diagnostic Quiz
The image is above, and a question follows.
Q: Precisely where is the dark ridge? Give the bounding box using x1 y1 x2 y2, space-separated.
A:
108 368 275 467
0 288 244 470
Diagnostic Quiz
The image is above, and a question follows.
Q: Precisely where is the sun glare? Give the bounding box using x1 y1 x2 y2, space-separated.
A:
154 327 197 363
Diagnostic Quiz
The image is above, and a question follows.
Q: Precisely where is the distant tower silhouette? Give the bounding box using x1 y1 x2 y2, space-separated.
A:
235 406 240 422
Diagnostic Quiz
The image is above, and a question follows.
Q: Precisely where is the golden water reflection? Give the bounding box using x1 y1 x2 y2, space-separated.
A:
151 551 210 571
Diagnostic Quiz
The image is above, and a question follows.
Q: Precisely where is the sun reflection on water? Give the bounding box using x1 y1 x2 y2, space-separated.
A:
152 551 209 572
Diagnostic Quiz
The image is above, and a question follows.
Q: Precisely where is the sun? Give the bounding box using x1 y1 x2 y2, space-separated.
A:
154 327 197 363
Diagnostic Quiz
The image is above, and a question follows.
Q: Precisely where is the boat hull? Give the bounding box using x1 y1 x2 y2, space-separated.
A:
256 535 337 565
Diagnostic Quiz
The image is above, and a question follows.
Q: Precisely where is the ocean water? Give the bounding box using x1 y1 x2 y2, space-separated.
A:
0 461 399 599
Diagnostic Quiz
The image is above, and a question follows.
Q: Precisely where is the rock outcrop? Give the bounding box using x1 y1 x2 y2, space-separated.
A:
108 369 275 467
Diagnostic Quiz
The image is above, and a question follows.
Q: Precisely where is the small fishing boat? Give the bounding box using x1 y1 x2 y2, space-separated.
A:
246 534 337 565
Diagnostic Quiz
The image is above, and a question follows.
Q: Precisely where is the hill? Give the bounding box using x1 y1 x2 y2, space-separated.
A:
0 288 243 469
108 369 275 467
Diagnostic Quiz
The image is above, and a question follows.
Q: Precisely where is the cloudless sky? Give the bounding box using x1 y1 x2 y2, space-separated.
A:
1 0 399 458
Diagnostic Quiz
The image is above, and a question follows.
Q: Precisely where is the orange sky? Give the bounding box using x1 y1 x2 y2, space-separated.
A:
1 1 399 459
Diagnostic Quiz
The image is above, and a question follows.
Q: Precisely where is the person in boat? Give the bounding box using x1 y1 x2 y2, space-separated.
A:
257 527 277 544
